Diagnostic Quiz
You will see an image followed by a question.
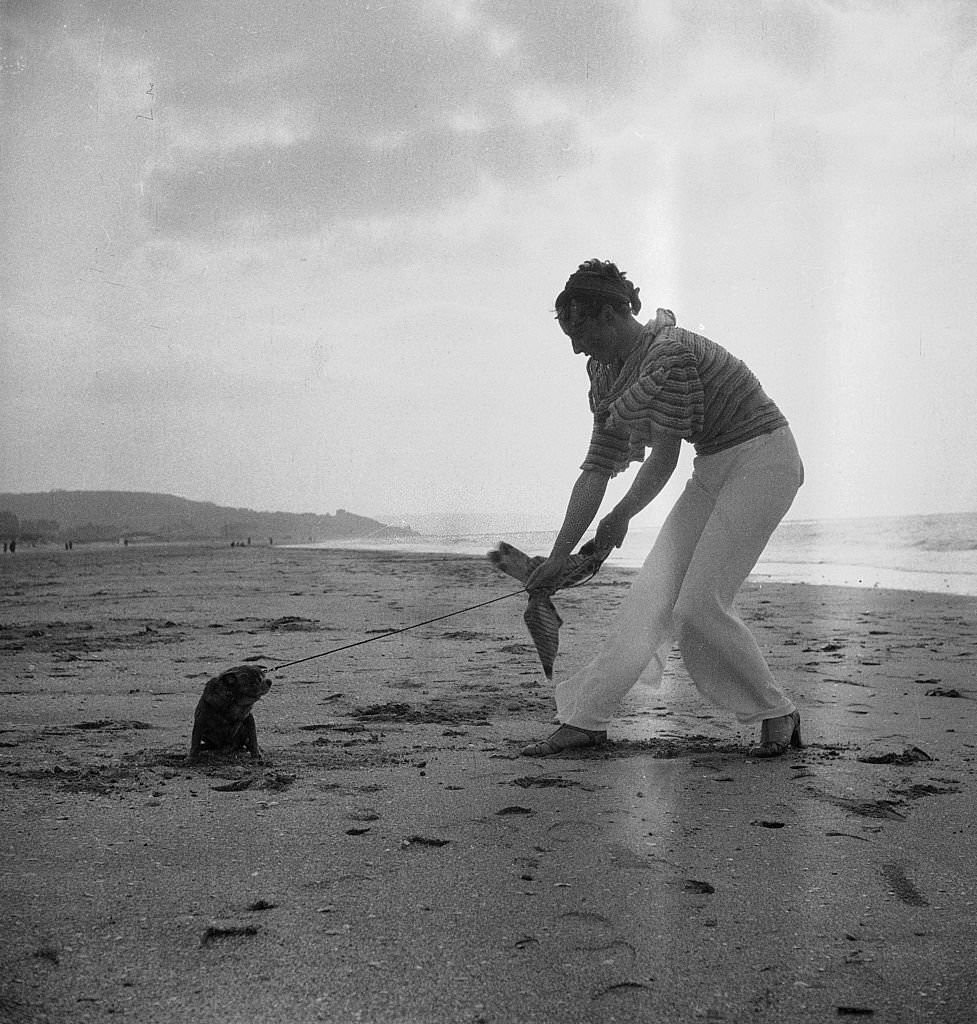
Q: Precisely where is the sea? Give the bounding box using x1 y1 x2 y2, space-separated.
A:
298 511 977 599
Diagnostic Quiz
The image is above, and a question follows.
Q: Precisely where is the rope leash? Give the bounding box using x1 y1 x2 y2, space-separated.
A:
269 546 607 674
271 586 528 672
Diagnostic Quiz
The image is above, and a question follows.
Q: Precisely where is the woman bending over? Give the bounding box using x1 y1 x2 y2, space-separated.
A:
522 259 804 758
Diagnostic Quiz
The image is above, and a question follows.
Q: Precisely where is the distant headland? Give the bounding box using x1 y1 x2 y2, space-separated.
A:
0 490 415 546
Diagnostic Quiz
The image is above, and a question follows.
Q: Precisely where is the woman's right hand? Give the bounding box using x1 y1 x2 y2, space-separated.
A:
525 555 568 593
594 508 630 550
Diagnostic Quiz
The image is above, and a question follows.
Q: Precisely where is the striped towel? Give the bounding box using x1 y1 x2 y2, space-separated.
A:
487 539 611 679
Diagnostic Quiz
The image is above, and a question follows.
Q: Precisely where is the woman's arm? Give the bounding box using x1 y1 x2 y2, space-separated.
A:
594 437 682 549
525 468 610 590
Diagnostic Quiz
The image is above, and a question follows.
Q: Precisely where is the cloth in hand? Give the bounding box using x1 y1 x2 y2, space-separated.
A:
487 539 611 679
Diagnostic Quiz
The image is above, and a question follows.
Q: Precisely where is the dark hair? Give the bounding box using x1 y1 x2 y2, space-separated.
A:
554 259 642 326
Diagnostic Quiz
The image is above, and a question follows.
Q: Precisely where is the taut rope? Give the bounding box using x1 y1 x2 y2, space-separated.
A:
272 587 527 671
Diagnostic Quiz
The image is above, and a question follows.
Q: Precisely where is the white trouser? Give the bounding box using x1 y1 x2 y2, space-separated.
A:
556 426 804 731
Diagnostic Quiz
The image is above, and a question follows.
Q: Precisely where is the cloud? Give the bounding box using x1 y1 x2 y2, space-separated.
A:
4 0 977 519
163 102 317 157
82 0 650 241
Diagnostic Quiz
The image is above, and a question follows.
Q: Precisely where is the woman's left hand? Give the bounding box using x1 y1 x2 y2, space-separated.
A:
595 509 630 550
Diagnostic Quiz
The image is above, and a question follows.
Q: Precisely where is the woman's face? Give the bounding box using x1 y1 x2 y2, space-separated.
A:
558 303 619 363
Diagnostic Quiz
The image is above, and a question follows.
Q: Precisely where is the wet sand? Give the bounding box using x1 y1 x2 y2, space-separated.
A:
2 542 976 1023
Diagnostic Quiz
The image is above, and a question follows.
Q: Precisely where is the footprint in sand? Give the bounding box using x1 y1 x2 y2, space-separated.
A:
880 862 929 907
515 908 647 992
546 819 602 841
573 938 638 970
548 915 653 1006
591 980 655 1005
559 909 613 928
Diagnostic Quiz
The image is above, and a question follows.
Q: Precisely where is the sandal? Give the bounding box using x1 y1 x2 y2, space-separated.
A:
748 711 802 758
521 723 607 757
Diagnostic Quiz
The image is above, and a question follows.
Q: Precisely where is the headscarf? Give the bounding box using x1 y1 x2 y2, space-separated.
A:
555 261 641 322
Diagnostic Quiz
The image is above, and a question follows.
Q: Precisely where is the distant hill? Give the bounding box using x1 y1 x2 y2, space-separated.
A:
0 490 413 544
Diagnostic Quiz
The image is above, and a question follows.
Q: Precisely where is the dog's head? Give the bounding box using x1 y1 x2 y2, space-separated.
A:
202 665 272 710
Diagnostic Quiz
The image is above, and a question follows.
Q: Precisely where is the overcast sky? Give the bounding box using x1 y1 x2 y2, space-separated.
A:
2 0 976 527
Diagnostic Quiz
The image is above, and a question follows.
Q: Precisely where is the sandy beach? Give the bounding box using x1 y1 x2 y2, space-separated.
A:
2 542 975 1023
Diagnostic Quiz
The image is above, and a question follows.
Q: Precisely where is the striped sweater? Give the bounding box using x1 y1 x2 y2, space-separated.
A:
581 309 788 476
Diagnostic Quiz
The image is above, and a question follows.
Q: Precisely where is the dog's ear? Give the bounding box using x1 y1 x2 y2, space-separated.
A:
203 672 234 701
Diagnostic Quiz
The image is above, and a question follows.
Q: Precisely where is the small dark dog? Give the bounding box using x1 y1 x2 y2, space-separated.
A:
188 665 272 762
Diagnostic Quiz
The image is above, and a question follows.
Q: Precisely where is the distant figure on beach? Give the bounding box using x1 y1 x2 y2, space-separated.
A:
520 260 804 758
